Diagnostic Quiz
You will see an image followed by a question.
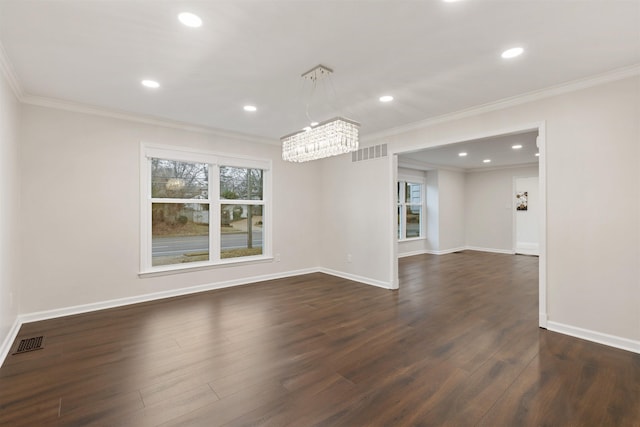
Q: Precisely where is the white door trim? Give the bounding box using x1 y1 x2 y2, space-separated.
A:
536 127 548 328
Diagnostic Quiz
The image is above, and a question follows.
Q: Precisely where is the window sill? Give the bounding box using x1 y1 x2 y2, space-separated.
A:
398 237 427 242
139 255 274 278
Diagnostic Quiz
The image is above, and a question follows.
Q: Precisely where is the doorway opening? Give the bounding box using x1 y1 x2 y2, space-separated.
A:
392 123 547 328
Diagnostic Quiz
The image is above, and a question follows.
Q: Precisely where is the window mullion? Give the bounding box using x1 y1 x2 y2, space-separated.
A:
151 197 212 204
211 164 221 262
263 170 271 257
401 181 406 240
219 199 264 205
141 156 152 270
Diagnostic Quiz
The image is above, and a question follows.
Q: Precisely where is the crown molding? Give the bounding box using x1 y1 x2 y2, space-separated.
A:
21 95 279 145
399 156 538 174
0 36 280 146
397 157 464 173
0 40 24 100
1 40 276 146
2 37 276 146
466 161 539 174
363 63 640 143
5 41 638 148
21 95 279 146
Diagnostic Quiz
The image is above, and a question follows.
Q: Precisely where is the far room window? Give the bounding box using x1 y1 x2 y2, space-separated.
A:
397 179 423 240
141 144 271 273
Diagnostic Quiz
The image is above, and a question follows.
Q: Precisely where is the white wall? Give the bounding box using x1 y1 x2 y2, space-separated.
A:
437 169 466 251
465 165 538 252
0 68 20 347
371 75 640 343
425 170 439 252
319 153 394 288
18 105 322 313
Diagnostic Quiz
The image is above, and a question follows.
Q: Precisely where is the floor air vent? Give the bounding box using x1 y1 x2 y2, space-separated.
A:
13 336 44 354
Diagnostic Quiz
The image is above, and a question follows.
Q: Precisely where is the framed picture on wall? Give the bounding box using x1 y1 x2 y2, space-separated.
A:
516 191 528 211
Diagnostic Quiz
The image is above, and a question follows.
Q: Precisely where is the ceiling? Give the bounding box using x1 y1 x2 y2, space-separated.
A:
0 1 639 142
398 130 538 171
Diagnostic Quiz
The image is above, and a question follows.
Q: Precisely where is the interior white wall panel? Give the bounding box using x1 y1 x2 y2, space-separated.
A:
0 67 20 349
18 105 322 313
375 76 639 342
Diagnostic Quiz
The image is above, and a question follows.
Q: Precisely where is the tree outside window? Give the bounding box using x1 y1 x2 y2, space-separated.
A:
219 167 264 259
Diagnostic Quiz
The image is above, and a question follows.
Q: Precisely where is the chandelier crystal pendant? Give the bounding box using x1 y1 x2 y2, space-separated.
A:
281 117 359 163
281 65 360 162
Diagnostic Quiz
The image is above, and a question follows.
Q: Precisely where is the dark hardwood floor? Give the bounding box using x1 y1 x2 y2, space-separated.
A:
1 251 639 426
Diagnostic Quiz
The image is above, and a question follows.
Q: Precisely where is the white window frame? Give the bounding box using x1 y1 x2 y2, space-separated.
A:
140 143 272 275
397 177 425 241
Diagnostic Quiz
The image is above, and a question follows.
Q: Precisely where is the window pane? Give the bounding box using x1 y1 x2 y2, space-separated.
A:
152 159 208 199
397 205 402 239
220 166 263 200
152 203 209 266
405 182 421 204
406 205 421 238
221 204 263 258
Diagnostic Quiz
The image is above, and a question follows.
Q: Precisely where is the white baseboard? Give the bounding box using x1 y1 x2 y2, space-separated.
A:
516 242 539 256
539 312 548 328
465 246 514 255
318 268 394 290
1 266 394 366
547 321 640 354
19 268 319 324
398 249 429 258
441 247 465 255
4 267 638 370
399 246 517 257
0 317 21 366
515 249 539 256
430 247 467 255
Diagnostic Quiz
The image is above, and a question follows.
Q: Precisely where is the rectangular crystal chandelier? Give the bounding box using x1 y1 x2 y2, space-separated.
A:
281 117 360 163
281 65 360 163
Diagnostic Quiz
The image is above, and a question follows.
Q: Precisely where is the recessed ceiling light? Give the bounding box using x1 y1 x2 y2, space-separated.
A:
512 144 523 149
310 121 319 126
141 79 160 88
178 12 202 28
243 105 257 112
379 95 394 103
535 153 540 157
458 152 467 157
501 47 524 59
483 159 491 163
